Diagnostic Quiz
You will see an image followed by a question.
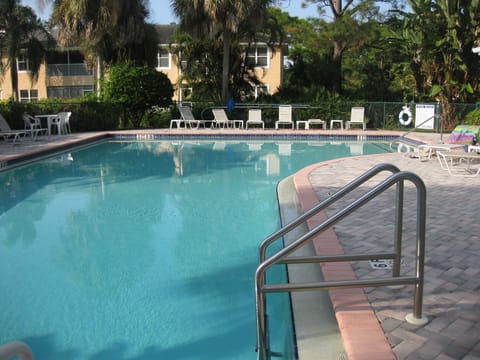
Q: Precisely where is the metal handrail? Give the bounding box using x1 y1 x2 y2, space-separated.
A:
255 167 428 360
259 163 401 263
0 341 34 360
390 115 436 151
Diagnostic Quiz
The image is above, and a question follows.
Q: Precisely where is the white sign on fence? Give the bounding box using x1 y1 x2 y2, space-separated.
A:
415 104 435 129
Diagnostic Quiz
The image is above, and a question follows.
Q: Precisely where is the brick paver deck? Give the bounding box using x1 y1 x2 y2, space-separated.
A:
301 151 480 360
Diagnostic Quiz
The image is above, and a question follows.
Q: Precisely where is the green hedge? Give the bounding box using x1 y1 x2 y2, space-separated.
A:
0 98 174 131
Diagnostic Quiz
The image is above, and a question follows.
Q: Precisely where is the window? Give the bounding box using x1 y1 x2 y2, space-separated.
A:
47 86 95 98
254 84 269 99
157 47 171 69
246 47 269 68
17 53 31 72
19 89 38 102
180 87 193 101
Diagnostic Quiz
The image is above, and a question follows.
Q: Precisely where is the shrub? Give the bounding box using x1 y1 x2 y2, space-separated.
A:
102 64 174 128
465 109 480 125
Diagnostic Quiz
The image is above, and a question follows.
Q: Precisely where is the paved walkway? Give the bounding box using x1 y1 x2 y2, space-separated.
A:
1 130 479 359
303 151 480 359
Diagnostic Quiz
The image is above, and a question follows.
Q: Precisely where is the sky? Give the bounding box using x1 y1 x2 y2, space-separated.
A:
21 0 319 24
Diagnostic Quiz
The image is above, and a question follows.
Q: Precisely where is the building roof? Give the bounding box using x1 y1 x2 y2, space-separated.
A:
155 24 177 44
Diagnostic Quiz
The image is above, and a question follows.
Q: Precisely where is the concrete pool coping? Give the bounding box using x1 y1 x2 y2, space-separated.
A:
2 129 478 359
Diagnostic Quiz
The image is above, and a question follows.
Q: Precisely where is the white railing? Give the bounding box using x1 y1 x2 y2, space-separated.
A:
46 63 93 77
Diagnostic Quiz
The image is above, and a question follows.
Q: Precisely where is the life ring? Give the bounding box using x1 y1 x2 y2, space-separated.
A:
398 107 413 126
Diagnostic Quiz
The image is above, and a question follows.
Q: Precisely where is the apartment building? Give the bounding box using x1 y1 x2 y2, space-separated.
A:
156 24 284 101
1 24 284 102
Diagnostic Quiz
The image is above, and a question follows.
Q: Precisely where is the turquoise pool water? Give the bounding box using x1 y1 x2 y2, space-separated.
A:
0 140 391 359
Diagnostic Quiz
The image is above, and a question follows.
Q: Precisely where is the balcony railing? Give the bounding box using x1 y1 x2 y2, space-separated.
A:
46 63 94 77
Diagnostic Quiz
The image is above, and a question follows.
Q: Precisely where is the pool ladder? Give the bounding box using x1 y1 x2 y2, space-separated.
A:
255 163 429 360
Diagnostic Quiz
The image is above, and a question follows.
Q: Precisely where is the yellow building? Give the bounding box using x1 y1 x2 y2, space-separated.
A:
0 49 96 101
1 25 284 102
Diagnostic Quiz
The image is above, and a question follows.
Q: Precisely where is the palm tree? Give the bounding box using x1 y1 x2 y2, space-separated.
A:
0 0 52 101
47 0 153 94
171 0 275 103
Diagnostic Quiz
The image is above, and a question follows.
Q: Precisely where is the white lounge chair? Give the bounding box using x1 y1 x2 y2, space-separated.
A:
0 113 28 144
212 109 231 128
212 109 243 129
275 105 294 130
170 106 205 129
246 109 264 129
346 107 366 130
416 143 464 161
437 150 480 177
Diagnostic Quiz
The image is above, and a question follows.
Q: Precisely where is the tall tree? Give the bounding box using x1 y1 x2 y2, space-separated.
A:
0 0 52 101
47 0 154 94
300 0 401 93
392 0 480 127
171 0 275 103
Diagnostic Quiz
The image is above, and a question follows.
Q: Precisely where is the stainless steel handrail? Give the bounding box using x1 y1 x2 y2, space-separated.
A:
259 163 401 263
390 114 436 151
255 167 428 360
0 341 34 360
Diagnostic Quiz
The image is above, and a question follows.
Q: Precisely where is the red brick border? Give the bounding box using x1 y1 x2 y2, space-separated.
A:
293 160 395 360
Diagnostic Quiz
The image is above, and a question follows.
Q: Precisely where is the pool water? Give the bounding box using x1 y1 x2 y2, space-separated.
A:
0 140 390 359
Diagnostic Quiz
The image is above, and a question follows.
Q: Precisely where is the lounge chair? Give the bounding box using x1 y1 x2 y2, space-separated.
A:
0 113 28 144
416 125 480 161
246 109 264 129
275 105 294 130
211 108 243 129
170 106 206 129
23 114 49 137
416 143 464 161
446 125 480 145
346 107 366 130
436 149 480 177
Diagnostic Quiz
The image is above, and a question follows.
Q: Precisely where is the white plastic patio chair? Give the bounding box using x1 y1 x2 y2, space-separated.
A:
23 114 48 137
58 112 72 133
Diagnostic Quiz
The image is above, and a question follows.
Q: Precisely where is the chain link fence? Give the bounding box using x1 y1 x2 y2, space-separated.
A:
2 100 478 132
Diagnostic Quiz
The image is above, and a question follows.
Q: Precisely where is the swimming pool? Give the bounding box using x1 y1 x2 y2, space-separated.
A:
0 140 392 359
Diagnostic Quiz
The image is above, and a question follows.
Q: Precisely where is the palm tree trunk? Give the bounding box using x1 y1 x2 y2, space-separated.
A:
96 53 104 96
221 29 232 104
10 59 19 101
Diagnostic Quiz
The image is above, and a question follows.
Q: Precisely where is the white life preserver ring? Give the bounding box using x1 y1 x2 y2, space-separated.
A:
399 106 413 126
